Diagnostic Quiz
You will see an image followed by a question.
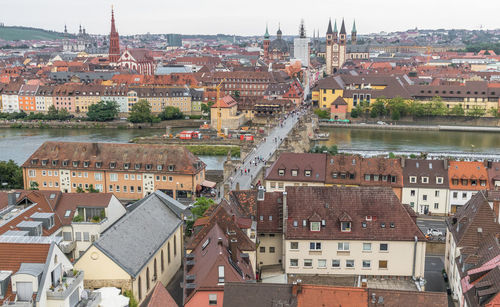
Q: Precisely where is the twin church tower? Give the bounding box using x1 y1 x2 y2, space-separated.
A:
326 18 357 75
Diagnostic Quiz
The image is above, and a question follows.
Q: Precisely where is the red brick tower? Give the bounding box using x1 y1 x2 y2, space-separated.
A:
263 24 270 60
108 6 120 63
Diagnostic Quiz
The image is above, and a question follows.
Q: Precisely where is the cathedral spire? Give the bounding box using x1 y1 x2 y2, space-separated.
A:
333 20 338 33
352 19 357 33
64 24 67 34
340 18 346 34
264 23 270 39
109 5 120 63
326 18 333 34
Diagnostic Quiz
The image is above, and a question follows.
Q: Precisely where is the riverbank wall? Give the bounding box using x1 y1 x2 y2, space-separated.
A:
319 122 500 132
0 119 204 129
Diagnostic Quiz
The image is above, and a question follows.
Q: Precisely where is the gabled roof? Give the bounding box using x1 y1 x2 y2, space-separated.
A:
223 283 297 307
331 96 347 106
283 186 425 241
448 161 490 191
265 153 327 183
187 204 255 251
402 159 450 188
92 191 186 277
211 95 237 108
142 281 178 307
446 191 500 248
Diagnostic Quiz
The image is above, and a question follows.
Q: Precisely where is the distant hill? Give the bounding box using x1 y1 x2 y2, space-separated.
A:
0 26 68 41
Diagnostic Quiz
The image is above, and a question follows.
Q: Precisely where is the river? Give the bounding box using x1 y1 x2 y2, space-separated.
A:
1 127 499 168
318 127 500 155
0 128 228 170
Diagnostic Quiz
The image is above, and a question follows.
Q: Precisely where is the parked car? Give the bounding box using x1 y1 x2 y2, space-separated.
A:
377 121 387 125
427 228 444 236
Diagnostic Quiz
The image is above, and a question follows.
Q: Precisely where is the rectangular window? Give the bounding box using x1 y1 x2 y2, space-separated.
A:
436 177 443 184
309 242 321 250
363 260 371 268
290 259 298 267
124 174 129 180
116 185 120 192
109 185 113 192
410 190 415 196
435 190 440 197
364 174 371 181
83 232 90 241
332 259 340 268
260 246 265 253
310 222 320 231
290 242 299 250
94 173 102 181
434 203 439 209
218 266 224 283
269 247 275 253
29 170 36 177
123 186 127 192
209 294 217 305
462 192 467 199
421 177 429 183
380 243 388 251
110 173 118 181
338 242 350 251
75 232 82 241
346 260 354 268
341 221 351 232
304 259 313 267
318 259 327 268
42 170 46 176
423 195 427 201
379 260 388 269
363 243 372 251
453 192 458 198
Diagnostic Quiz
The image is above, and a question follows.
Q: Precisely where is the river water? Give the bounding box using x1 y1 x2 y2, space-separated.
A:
1 127 499 169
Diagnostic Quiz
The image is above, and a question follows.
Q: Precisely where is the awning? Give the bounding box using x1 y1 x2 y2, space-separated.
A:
201 180 217 188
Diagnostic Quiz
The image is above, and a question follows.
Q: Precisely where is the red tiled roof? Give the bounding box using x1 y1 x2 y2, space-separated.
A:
146 281 178 307
211 95 237 108
0 242 51 304
283 186 426 241
297 285 367 307
448 161 490 191
265 153 327 183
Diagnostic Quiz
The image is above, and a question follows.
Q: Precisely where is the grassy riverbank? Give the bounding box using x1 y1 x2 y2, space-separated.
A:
185 145 240 157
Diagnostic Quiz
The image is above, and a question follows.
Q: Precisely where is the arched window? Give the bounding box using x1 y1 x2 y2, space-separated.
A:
138 276 142 301
146 268 150 291
174 235 177 256
168 242 171 263
161 250 165 273
154 258 157 280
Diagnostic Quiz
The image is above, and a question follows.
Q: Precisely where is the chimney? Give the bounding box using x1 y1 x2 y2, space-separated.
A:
400 157 405 167
229 238 238 263
444 159 448 170
257 186 265 201
7 191 16 206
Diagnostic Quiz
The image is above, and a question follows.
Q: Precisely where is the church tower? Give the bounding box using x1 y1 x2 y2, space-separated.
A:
108 6 120 64
338 18 347 70
351 20 357 45
263 24 270 60
325 19 334 75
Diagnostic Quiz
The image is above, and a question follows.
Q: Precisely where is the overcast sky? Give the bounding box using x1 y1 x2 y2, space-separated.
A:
2 0 499 36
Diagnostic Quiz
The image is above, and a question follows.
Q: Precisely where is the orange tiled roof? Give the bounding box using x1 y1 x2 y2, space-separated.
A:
448 161 490 191
297 285 368 307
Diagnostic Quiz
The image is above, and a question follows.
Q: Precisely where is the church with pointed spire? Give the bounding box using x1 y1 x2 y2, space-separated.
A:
108 6 120 63
262 23 290 62
325 18 369 75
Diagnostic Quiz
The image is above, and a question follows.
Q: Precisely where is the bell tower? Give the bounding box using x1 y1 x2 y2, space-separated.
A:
263 24 270 60
108 6 121 64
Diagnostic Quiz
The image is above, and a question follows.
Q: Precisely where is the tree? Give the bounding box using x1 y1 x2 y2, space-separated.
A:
468 106 486 118
57 108 71 120
408 101 425 117
386 96 408 119
128 99 153 123
30 181 39 190
158 106 183 121
0 160 23 189
76 187 85 193
313 108 330 119
488 107 500 118
46 105 59 120
86 184 99 193
370 98 387 118
428 96 447 116
87 101 119 122
191 197 215 218
449 104 465 116
201 101 214 117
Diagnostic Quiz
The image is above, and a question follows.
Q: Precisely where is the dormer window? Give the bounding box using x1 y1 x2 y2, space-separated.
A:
421 177 429 183
304 170 311 177
291 170 298 176
135 164 141 170
124 163 130 169
110 162 116 169
31 159 38 165
146 164 152 170
436 177 443 184
95 162 102 168
341 221 351 232
310 221 320 231
157 165 163 171
278 169 285 176
409 176 416 183
41 159 48 166
72 161 79 167
52 160 58 166
461 179 468 185
83 161 89 168
168 165 174 171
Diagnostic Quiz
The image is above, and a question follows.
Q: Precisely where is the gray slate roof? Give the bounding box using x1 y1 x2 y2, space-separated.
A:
95 191 186 277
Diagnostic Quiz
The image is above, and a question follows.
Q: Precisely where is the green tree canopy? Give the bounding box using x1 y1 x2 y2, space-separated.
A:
191 197 215 218
201 101 214 117
468 106 486 117
0 160 23 189
370 98 387 118
128 99 153 123
87 101 119 122
449 104 465 116
158 106 183 121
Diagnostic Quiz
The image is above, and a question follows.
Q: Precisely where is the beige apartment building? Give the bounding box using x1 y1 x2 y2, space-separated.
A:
22 141 206 201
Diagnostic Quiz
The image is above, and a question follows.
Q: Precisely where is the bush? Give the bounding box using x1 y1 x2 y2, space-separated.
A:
350 108 359 118
158 106 183 121
314 108 330 119
123 290 138 307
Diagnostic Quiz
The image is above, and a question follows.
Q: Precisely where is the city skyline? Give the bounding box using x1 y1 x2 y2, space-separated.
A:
1 0 499 36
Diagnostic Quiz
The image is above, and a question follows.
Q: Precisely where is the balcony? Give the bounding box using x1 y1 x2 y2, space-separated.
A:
46 270 84 300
